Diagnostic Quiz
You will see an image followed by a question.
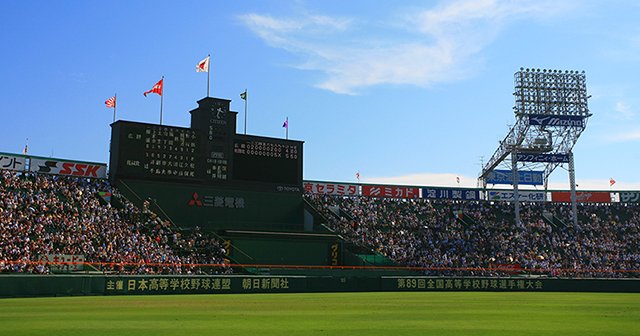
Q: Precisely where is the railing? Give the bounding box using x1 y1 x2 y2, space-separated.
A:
2 260 639 278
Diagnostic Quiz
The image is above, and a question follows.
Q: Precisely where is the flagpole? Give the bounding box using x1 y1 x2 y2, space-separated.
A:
113 93 117 123
244 89 248 135
207 54 210 97
286 117 289 140
160 76 164 125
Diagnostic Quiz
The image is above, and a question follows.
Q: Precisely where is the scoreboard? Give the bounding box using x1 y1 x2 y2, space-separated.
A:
110 122 202 182
109 97 303 188
233 137 301 185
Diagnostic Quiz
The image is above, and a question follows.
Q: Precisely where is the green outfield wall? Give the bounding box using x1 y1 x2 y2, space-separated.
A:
0 275 638 298
221 232 342 266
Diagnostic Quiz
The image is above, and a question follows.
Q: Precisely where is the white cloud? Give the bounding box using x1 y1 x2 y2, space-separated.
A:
408 0 554 37
614 101 635 119
239 0 572 94
238 13 352 53
608 129 640 142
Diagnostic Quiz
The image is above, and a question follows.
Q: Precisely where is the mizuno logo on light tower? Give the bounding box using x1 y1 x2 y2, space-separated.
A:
528 115 584 127
529 116 551 125
545 117 583 126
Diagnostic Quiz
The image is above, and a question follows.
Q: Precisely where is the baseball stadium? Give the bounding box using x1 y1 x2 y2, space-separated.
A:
1 65 639 335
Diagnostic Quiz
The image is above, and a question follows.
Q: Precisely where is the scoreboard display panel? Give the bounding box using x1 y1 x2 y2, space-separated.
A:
110 121 202 182
232 137 302 186
110 98 303 188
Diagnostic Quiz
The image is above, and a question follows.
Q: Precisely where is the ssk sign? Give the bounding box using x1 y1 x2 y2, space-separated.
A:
30 158 107 178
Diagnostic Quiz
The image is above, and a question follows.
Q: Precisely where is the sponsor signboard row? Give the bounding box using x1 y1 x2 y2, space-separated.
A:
304 181 640 204
104 276 548 295
2 152 639 204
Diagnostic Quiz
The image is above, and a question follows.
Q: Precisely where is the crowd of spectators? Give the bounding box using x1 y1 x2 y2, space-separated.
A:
2 167 638 278
306 194 640 278
0 170 230 275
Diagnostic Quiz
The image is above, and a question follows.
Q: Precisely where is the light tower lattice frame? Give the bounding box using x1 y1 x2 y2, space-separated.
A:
479 68 591 227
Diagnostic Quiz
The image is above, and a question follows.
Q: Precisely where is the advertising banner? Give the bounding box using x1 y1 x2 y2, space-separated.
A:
30 157 107 178
362 185 419 199
528 114 585 127
489 263 524 274
551 191 611 203
386 277 545 291
422 188 480 200
515 153 570 163
37 254 85 272
303 182 358 196
619 191 640 203
0 153 27 172
105 276 304 295
488 190 546 202
485 170 544 185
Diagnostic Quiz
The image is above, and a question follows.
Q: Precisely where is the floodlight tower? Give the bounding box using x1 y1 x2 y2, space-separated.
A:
479 68 591 227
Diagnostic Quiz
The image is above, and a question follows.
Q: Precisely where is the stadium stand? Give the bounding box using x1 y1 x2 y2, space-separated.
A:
0 170 230 275
305 193 640 278
1 168 638 278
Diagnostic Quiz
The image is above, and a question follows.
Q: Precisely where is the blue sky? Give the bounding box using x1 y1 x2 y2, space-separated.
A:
1 0 640 190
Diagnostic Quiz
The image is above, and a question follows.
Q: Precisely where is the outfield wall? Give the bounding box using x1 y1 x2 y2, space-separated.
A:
0 275 638 298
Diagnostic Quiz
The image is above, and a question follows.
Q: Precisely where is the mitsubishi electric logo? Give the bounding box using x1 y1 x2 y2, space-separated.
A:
188 192 203 207
528 114 584 127
187 192 246 209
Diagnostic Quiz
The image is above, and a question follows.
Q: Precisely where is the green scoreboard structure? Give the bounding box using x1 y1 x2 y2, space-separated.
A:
110 97 338 266
110 97 303 190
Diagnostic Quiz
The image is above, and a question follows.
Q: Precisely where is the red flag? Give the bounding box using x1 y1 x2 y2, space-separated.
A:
144 78 163 97
610 178 616 186
196 56 210 72
105 96 116 108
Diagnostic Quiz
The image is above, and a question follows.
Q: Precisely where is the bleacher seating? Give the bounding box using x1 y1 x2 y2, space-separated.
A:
305 193 640 278
0 170 230 274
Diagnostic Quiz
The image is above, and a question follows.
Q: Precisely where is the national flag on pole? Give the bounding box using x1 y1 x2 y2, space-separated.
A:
144 78 163 97
196 56 210 72
240 90 247 100
610 178 616 186
282 117 288 129
23 143 28 155
105 96 116 108
456 176 460 184
356 171 360 182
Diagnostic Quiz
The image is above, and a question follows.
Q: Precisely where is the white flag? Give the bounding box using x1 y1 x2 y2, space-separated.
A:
196 56 210 72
